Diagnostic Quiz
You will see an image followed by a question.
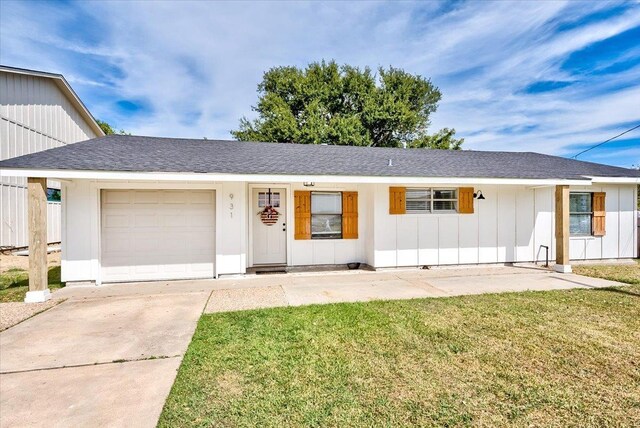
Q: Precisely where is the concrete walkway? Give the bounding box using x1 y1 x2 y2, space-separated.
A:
203 265 626 313
0 265 627 427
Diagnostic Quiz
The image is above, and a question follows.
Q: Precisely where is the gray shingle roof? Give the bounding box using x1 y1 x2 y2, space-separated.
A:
0 135 638 180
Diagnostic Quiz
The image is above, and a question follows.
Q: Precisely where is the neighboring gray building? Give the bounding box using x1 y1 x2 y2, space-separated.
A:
0 65 104 248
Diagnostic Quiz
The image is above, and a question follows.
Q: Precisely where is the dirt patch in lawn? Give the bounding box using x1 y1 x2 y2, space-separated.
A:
0 252 60 273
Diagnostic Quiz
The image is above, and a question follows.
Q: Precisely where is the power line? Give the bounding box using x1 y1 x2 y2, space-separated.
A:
572 123 640 159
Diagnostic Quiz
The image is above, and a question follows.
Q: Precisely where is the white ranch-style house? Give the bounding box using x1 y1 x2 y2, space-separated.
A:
0 135 637 302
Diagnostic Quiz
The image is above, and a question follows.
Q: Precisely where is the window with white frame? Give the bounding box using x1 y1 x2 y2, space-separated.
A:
311 192 342 239
257 191 280 208
406 188 457 213
570 192 592 236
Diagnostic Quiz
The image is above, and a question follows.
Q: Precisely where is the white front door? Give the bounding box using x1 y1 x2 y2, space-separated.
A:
252 188 287 265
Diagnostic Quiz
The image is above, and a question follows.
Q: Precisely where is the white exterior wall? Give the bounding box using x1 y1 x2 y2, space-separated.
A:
568 184 637 260
59 179 636 284
288 182 371 267
0 71 98 247
372 183 637 267
61 180 247 283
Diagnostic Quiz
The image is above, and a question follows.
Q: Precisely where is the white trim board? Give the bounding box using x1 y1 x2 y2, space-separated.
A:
0 168 600 186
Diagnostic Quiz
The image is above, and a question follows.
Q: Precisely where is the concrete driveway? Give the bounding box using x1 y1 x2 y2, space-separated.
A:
0 284 212 428
0 264 627 427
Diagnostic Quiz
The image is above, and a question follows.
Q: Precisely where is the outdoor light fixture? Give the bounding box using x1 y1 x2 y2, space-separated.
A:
474 190 485 200
303 182 315 187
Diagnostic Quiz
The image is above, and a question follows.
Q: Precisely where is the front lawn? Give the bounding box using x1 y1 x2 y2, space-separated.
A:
159 285 640 427
0 266 64 302
573 260 639 285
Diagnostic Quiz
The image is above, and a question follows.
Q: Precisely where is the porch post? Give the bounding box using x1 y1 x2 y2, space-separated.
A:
25 177 50 302
554 184 571 273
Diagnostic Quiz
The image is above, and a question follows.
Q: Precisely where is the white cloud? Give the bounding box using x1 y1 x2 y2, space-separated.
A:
1 0 638 166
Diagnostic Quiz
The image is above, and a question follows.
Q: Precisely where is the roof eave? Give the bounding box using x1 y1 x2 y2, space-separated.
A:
585 176 640 184
0 167 595 186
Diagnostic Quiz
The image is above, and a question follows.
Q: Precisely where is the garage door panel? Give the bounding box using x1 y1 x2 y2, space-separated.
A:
133 237 161 253
103 214 129 228
104 190 131 204
102 190 215 282
190 191 214 204
163 191 188 204
133 214 158 228
190 214 215 228
133 263 160 274
162 214 187 227
134 191 160 204
103 232 131 253
190 263 214 274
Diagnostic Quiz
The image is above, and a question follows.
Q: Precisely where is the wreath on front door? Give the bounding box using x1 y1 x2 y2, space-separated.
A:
259 206 280 226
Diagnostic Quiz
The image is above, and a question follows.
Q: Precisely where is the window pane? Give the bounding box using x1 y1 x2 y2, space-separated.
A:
433 189 456 200
258 191 280 208
312 214 342 239
47 188 61 202
271 192 280 207
570 193 591 213
312 192 342 214
406 200 430 212
433 200 457 211
570 214 591 235
406 189 431 199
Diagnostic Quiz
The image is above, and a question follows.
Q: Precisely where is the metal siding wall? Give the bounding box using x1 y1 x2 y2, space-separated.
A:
0 71 98 247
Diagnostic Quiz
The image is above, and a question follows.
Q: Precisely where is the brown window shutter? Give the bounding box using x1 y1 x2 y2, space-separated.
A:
342 192 358 239
592 192 606 236
458 187 474 214
389 187 406 214
294 190 311 240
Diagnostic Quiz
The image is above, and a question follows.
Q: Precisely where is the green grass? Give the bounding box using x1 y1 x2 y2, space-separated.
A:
573 260 640 285
0 266 64 303
160 285 640 427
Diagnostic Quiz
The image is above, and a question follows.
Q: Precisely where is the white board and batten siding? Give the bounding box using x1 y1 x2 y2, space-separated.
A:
568 184 636 260
289 182 370 266
373 184 637 267
59 180 636 284
0 70 99 247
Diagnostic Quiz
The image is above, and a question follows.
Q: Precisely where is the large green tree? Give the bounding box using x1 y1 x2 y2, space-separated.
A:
232 61 463 149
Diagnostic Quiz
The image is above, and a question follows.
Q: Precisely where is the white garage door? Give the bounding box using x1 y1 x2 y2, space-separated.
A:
101 189 215 282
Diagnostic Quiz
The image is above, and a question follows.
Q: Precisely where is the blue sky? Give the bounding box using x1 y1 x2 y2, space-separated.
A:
1 0 638 168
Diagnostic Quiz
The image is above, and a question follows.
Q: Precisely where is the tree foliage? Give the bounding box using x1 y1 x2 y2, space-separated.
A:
97 119 129 135
232 61 463 149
